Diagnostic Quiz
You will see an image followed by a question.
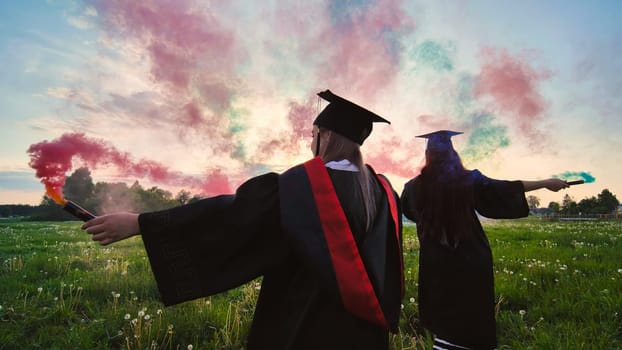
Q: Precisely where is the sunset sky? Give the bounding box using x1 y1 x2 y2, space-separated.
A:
1 0 621 208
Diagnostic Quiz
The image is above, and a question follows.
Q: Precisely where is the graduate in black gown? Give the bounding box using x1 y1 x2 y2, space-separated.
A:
82 90 404 350
401 130 569 350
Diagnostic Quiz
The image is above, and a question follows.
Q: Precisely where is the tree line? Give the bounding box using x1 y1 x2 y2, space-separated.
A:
2 168 620 219
527 189 620 215
1 168 202 221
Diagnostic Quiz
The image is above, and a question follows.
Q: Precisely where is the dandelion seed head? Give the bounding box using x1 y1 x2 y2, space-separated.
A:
37 287 43 293
157 309 163 315
400 304 404 310
188 345 193 350
138 310 145 317
409 297 415 303
124 314 131 320
519 310 526 316
144 314 151 320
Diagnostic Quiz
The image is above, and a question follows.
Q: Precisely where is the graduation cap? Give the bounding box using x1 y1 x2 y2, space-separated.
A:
314 90 390 145
417 130 463 152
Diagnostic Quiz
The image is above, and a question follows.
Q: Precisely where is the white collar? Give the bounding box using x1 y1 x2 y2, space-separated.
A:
325 159 359 172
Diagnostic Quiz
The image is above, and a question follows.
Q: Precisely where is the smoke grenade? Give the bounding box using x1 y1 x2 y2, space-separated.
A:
62 200 96 221
566 180 585 186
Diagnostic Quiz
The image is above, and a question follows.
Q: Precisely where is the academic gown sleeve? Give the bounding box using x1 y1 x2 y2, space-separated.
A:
400 178 418 222
472 170 529 219
138 173 289 306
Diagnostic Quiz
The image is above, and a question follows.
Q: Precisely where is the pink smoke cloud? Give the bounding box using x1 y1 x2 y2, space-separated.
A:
255 96 316 159
318 1 416 99
271 0 415 101
27 133 232 200
473 47 551 143
366 136 422 178
92 0 243 143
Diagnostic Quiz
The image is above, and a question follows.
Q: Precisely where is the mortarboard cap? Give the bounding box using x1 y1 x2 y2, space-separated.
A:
417 130 463 152
313 89 390 145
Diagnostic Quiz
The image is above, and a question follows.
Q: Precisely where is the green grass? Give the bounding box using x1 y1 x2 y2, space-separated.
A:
1 219 621 349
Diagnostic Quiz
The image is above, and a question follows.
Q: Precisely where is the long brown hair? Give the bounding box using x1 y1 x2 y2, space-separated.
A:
415 147 474 246
319 128 377 230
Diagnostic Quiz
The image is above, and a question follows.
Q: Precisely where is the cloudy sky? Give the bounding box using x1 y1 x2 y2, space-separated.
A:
1 0 620 207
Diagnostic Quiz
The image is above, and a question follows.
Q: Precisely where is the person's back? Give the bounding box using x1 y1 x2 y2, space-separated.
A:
402 130 569 350
249 166 401 349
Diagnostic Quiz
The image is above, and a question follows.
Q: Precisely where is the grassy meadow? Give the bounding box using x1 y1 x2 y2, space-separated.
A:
1 218 620 349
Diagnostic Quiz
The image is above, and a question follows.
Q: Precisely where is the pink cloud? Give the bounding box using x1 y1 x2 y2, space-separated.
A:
92 0 243 141
28 133 232 200
318 1 416 99
255 96 316 159
270 0 415 101
473 47 551 143
366 137 422 178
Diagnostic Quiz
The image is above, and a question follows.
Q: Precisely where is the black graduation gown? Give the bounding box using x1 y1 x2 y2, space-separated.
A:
138 159 403 350
401 169 528 349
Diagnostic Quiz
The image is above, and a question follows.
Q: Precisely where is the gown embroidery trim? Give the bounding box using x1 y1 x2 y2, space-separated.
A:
303 156 400 329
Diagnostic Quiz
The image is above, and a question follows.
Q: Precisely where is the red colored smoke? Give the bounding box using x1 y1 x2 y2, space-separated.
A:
474 47 551 142
27 133 231 200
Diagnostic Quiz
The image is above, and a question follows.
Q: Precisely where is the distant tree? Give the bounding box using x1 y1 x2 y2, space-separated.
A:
547 201 560 214
175 190 192 205
134 186 177 212
1 206 12 217
93 182 137 213
578 197 599 214
597 189 619 213
188 195 203 204
527 195 540 210
561 194 578 215
64 167 96 213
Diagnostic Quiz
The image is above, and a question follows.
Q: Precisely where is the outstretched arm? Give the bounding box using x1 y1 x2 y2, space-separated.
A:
82 212 140 246
521 178 569 192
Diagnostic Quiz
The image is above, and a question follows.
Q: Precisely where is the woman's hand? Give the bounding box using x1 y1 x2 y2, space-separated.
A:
82 212 140 246
544 178 570 192
522 178 570 192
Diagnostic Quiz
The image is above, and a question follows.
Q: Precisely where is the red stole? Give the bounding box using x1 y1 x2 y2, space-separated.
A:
303 157 402 329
